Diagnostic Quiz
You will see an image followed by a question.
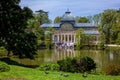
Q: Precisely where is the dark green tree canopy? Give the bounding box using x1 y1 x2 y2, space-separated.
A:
45 27 54 49
99 9 120 44
54 16 62 23
0 0 37 59
35 10 51 25
78 17 90 23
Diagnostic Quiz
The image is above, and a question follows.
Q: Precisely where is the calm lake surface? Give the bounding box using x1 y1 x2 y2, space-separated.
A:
2 47 120 70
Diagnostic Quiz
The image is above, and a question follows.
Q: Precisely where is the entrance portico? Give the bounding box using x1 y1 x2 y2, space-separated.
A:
53 31 76 43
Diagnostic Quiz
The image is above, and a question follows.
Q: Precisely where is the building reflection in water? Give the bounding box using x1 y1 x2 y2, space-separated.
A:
110 53 114 60
54 48 75 60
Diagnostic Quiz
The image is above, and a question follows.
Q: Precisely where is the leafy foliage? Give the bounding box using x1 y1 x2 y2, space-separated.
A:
39 63 60 71
0 61 10 72
105 64 120 75
27 10 51 48
27 16 45 48
45 28 54 49
99 9 120 44
35 10 51 25
0 0 37 59
54 16 62 23
78 17 90 23
77 56 96 72
0 47 7 53
75 29 95 49
57 57 96 73
84 34 94 46
76 29 85 49
57 58 76 72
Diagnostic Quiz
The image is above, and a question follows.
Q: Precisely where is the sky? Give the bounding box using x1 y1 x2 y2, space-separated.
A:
20 0 120 21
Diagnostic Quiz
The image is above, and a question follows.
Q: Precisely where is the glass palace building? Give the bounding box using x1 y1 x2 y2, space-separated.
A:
41 10 100 44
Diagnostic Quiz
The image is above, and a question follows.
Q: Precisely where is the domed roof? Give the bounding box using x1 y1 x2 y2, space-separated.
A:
61 10 75 21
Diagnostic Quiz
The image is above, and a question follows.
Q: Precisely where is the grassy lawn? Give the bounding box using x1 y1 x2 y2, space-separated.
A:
0 65 120 80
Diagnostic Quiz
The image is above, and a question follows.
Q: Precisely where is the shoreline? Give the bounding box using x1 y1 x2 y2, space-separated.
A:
105 44 120 47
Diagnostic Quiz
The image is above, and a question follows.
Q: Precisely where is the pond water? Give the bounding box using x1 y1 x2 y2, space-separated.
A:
1 47 120 70
35 47 120 71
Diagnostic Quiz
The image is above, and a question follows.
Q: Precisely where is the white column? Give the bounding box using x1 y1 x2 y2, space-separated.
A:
68 34 69 42
57 35 59 42
72 35 74 43
61 34 62 42
70 34 71 43
62 32 63 42
66 34 68 42
61 35 62 42
62 35 63 43
62 34 63 42
65 35 67 42
64 34 65 43
60 34 62 42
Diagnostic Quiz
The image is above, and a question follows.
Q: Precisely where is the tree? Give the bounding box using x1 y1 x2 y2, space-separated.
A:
45 27 54 49
116 32 120 44
93 14 101 25
76 28 85 49
0 0 37 59
99 9 120 44
54 16 62 23
84 34 94 46
35 27 44 46
27 15 44 48
78 17 90 23
87 14 101 24
35 10 51 25
87 16 93 23
111 9 120 43
75 16 80 23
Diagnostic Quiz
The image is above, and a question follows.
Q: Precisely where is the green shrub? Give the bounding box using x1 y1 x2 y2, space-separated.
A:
105 64 120 75
70 58 78 72
57 58 78 72
39 63 60 71
51 63 60 71
39 64 51 71
0 46 7 53
57 58 69 72
77 56 96 73
0 61 10 72
57 56 96 73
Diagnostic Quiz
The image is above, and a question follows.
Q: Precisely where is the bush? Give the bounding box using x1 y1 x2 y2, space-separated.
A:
51 63 60 71
39 63 60 71
0 61 10 72
39 64 51 71
57 56 96 73
105 64 120 75
77 56 96 72
57 58 78 72
0 46 7 53
57 58 70 72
